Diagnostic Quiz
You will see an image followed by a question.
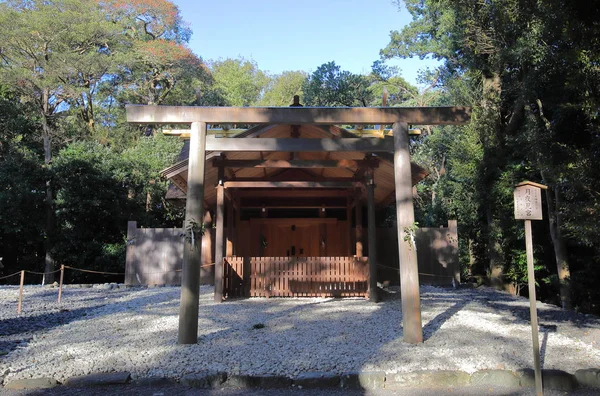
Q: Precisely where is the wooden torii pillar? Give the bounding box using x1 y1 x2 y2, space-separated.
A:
179 121 206 344
393 122 422 343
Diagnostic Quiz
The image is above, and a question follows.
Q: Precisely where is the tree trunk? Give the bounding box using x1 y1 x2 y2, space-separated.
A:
535 101 573 310
481 71 506 290
41 94 56 284
486 205 505 289
544 180 573 310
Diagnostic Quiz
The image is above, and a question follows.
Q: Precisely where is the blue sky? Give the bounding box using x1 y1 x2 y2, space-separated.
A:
173 0 440 86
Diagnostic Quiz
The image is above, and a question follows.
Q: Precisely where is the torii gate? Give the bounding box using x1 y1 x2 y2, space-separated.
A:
126 104 471 345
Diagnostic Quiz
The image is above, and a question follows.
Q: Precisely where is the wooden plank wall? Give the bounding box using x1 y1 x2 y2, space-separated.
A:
223 257 368 298
237 219 349 258
125 221 217 285
375 222 459 287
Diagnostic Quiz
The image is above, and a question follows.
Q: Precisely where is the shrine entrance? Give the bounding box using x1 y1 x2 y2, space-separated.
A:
126 101 471 345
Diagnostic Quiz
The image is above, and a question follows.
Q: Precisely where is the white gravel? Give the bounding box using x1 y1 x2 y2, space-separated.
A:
1 284 599 384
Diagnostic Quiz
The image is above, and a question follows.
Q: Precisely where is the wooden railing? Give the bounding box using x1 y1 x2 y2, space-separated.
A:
223 257 368 298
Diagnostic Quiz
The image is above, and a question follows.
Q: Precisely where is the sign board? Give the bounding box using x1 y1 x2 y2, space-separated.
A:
514 181 546 221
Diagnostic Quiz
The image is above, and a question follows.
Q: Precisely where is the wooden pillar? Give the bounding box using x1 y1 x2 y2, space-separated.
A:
200 209 213 283
448 220 459 286
126 221 137 285
393 121 423 344
355 193 363 257
234 195 241 255
179 121 207 345
226 192 234 257
346 195 352 256
366 170 378 302
214 167 225 302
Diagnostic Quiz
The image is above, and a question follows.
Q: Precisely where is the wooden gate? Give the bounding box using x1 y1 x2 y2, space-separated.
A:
223 257 368 298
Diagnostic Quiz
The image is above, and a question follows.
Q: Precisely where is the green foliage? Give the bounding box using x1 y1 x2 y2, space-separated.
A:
259 71 307 106
0 89 47 277
0 0 122 133
383 0 600 312
303 61 373 107
48 135 183 281
208 58 269 106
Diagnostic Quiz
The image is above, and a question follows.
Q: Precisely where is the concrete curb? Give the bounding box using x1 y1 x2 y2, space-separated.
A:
63 371 131 387
517 368 578 391
3 368 600 391
3 377 57 390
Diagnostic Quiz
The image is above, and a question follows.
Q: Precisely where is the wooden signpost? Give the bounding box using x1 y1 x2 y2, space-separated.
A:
514 181 548 396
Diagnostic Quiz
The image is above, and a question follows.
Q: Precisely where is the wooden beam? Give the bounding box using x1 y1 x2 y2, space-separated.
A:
205 137 393 152
237 190 350 198
212 158 378 169
393 122 423 344
243 204 347 209
126 105 471 125
224 181 361 189
179 121 206 345
171 173 188 192
226 177 359 183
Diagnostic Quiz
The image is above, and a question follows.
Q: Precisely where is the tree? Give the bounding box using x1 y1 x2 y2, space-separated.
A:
303 61 373 107
382 0 600 310
0 0 122 281
116 39 209 106
51 134 183 282
98 0 211 118
367 60 418 107
0 88 46 278
209 58 269 106
382 0 531 290
259 71 307 106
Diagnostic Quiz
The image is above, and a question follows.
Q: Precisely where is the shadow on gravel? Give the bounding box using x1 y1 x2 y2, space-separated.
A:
422 298 469 341
0 288 179 355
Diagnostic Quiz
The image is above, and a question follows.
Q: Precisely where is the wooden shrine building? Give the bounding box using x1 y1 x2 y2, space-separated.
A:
125 102 470 345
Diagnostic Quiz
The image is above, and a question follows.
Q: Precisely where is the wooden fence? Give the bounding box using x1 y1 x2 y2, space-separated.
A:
125 220 458 288
224 257 369 298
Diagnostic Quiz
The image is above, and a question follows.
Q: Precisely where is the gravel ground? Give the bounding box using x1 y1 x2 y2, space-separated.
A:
1 284 599 385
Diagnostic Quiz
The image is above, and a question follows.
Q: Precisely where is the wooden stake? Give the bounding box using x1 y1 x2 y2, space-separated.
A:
525 219 543 396
393 122 423 344
179 121 207 344
17 270 25 314
58 265 65 304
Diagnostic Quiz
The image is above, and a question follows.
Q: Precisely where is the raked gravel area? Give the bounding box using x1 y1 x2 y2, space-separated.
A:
1 284 599 385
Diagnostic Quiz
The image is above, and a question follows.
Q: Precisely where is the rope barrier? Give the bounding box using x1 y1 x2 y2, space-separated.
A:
0 271 22 281
376 263 455 279
63 266 124 276
24 269 62 275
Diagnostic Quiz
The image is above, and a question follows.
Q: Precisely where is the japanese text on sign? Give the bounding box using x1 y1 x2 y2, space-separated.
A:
514 185 543 220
